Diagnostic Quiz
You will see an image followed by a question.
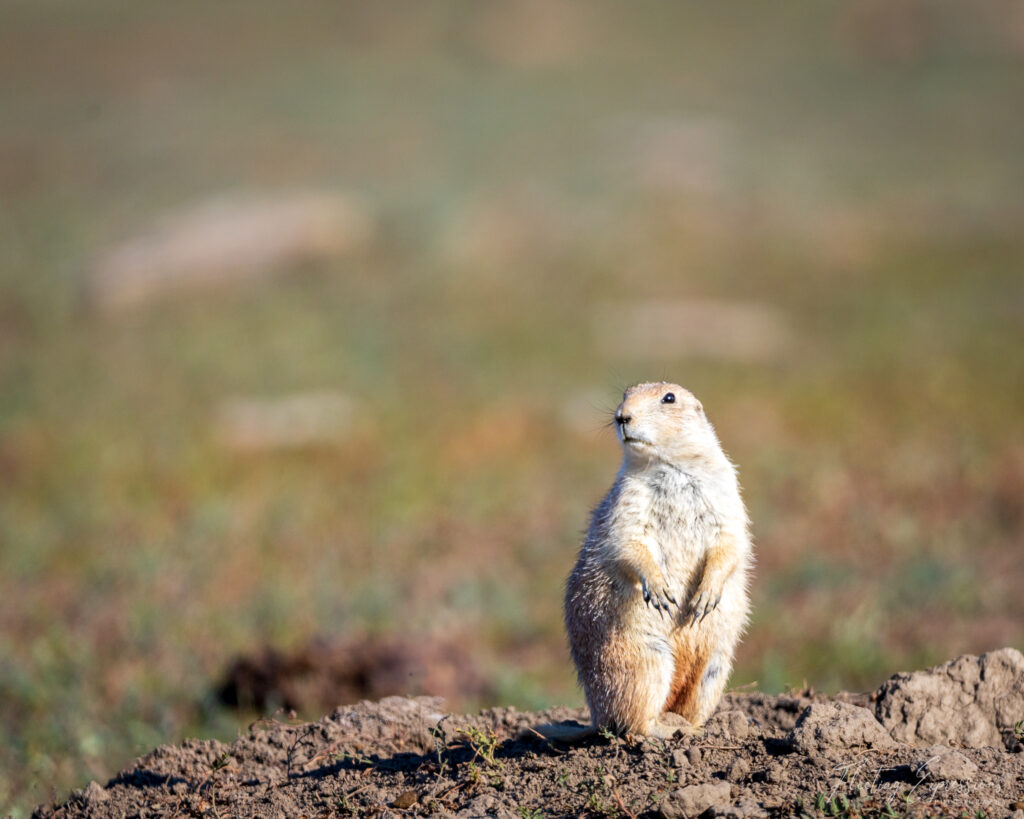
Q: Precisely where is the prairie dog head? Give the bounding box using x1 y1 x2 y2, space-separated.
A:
614 382 725 469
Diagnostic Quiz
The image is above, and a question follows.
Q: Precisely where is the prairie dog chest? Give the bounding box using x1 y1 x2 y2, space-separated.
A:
614 466 720 572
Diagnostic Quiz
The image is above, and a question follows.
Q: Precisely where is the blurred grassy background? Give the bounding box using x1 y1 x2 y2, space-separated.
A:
2 0 1023 812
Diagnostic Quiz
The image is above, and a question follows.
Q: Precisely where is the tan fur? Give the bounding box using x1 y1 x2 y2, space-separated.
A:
563 382 752 738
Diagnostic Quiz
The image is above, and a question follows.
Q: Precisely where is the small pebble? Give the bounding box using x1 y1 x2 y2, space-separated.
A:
724 711 750 741
726 757 750 781
765 764 788 785
392 789 418 809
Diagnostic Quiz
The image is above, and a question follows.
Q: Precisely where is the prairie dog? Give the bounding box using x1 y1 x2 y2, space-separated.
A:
564 382 752 738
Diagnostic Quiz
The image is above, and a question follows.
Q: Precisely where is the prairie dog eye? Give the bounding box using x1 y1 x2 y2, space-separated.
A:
661 392 676 404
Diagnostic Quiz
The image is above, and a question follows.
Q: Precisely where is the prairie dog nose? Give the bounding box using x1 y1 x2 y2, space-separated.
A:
615 410 631 426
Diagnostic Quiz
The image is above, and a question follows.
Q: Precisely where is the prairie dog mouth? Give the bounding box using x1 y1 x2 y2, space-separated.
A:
622 434 654 448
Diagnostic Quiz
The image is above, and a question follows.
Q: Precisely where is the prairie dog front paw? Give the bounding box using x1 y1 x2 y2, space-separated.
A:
638 569 678 617
687 586 722 625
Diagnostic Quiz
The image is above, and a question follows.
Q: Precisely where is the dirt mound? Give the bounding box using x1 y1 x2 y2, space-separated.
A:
34 650 1024 818
216 635 494 715
874 647 1024 751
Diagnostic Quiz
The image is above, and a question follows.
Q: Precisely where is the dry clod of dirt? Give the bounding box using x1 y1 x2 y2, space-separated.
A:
726 756 751 782
914 746 979 782
659 780 733 817
787 701 897 759
874 646 1024 749
711 795 770 819
73 781 107 806
706 709 752 742
32 649 1024 819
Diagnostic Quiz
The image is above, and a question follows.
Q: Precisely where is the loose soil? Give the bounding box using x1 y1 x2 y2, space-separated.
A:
34 649 1024 818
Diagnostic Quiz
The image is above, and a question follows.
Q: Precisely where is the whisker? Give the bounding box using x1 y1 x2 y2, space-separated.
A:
585 391 621 435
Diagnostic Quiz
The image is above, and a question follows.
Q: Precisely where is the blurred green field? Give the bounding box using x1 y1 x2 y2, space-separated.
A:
2 1 1023 813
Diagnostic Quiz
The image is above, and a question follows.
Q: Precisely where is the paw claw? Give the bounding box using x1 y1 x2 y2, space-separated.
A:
639 575 679 618
688 589 722 626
